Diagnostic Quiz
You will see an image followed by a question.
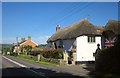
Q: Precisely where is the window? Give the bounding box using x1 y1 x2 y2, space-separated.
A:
88 36 96 43
54 42 57 49
58 40 63 48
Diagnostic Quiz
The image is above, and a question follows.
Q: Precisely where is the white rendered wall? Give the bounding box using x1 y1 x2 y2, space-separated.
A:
76 35 101 61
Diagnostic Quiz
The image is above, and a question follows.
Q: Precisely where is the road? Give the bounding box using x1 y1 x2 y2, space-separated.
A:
2 55 46 78
1 55 86 78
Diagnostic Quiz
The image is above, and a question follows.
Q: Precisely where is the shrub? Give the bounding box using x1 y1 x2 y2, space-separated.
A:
31 49 63 59
95 43 120 74
21 45 32 55
54 50 63 59
10 52 18 56
41 49 63 59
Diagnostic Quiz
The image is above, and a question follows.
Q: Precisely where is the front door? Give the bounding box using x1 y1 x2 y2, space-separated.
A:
68 51 73 64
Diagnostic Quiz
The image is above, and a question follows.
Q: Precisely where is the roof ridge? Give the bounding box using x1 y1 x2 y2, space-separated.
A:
61 18 89 30
108 19 119 22
47 18 99 42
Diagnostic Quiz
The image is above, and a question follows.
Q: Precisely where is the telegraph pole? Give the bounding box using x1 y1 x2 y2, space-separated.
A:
16 37 19 55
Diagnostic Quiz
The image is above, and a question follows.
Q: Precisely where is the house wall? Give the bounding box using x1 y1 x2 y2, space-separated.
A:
55 40 59 49
47 41 59 49
62 39 75 52
101 36 105 48
47 42 52 49
76 35 101 61
47 39 75 52
13 46 21 52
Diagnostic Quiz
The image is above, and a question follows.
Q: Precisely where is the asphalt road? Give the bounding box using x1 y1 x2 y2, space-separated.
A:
2 56 46 78
2 55 85 78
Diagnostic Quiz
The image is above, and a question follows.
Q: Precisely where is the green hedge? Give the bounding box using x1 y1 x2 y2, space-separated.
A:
95 44 120 74
30 49 63 59
10 52 18 56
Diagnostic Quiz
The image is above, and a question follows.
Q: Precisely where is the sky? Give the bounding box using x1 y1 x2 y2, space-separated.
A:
2 2 118 44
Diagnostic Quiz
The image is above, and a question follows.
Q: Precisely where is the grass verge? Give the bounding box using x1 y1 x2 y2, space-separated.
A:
15 55 59 66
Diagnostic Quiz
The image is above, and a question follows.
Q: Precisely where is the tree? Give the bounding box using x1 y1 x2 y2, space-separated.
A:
22 45 32 55
2 45 14 55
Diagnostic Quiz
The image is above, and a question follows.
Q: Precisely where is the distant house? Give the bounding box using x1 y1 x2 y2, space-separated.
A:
102 20 120 48
47 18 104 64
13 36 38 53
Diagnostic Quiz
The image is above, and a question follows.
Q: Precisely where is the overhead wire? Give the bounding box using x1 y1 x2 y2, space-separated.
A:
55 3 92 24
50 3 84 25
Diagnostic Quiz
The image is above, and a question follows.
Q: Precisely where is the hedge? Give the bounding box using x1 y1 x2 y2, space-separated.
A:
30 49 63 59
95 43 120 74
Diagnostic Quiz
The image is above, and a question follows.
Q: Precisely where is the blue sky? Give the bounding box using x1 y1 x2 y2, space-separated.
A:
2 2 118 44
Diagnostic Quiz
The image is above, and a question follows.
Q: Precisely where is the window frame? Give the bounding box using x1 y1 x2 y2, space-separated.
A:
88 36 96 43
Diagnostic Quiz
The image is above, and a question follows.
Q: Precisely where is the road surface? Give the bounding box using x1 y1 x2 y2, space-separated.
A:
1 55 85 78
2 55 46 78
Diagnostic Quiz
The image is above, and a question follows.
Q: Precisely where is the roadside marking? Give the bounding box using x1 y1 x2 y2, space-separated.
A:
2 56 27 67
2 56 48 78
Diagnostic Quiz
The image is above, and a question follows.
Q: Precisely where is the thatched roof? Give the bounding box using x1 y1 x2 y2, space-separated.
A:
104 19 120 35
47 19 103 42
95 26 104 35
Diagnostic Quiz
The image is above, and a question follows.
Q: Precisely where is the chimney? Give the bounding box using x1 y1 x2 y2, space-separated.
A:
28 36 31 40
21 38 25 42
56 24 60 32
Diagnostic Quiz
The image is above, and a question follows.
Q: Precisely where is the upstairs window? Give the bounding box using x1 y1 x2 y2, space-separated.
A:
88 36 96 43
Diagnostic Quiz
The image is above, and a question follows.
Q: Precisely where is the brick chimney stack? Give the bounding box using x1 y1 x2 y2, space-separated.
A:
21 38 25 42
28 36 31 40
56 24 60 32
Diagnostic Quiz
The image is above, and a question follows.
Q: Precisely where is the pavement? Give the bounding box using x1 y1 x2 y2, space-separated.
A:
1 55 95 78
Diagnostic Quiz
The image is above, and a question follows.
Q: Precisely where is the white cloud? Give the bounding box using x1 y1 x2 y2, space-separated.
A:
45 36 51 39
31 36 51 45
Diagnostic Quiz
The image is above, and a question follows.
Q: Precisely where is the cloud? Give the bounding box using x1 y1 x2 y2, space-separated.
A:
31 36 51 44
45 36 51 39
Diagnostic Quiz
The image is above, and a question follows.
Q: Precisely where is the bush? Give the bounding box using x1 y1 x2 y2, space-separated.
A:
41 49 63 59
95 43 120 74
10 52 18 56
30 50 42 56
30 49 63 59
2 46 14 55
54 50 63 59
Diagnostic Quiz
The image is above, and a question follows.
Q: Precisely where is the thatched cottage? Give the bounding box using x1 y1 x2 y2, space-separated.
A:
47 18 104 64
102 19 120 48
